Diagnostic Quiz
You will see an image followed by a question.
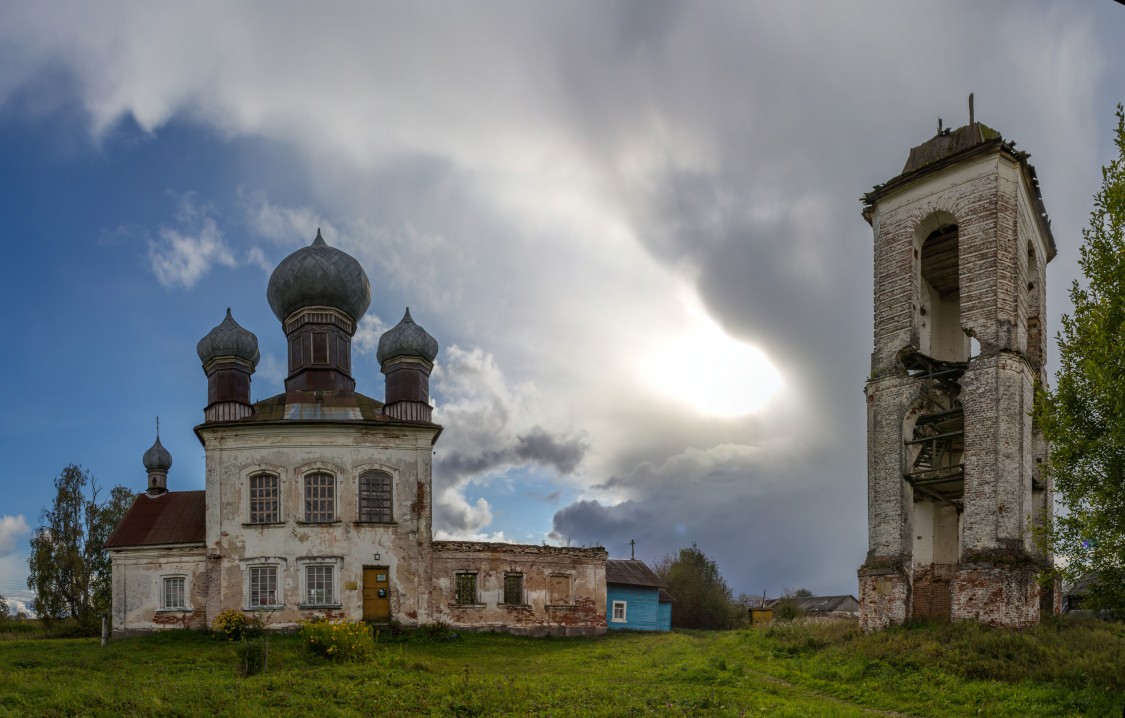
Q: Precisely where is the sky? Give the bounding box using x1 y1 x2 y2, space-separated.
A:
1 1 1124 616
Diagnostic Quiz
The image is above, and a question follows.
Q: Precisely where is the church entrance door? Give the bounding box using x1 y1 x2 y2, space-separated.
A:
363 566 391 621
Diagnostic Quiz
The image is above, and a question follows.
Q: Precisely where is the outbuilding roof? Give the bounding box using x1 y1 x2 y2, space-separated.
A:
788 595 859 614
105 491 206 548
605 559 664 588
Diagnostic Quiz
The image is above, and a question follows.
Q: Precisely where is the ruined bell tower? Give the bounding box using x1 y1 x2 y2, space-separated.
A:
858 100 1057 629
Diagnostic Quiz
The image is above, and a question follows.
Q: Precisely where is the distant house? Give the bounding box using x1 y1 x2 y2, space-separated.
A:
785 595 860 618
605 560 672 631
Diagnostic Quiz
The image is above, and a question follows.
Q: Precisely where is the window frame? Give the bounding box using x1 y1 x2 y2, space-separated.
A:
502 572 525 606
302 471 337 523
454 572 480 606
357 470 394 524
611 600 628 623
248 472 281 524
158 574 189 612
298 558 342 609
240 557 286 610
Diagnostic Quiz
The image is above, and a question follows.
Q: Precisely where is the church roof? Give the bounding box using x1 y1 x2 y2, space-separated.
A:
266 230 372 324
606 559 664 588
105 491 206 548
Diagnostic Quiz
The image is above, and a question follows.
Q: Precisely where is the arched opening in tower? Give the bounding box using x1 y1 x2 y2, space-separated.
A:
919 223 967 363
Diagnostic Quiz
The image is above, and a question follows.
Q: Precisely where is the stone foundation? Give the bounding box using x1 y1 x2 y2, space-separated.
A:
858 564 910 631
951 560 1041 627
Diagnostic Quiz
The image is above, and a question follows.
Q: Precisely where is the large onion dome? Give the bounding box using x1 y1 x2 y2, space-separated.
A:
266 229 372 324
142 435 173 472
196 308 260 366
377 308 439 364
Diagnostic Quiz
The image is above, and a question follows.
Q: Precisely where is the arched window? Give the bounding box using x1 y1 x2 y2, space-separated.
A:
304 472 336 523
358 470 393 523
248 473 280 524
918 222 967 362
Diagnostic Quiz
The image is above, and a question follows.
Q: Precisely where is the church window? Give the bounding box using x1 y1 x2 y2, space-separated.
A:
303 564 336 606
358 471 393 523
611 600 627 622
503 573 524 605
249 566 279 607
304 472 335 522
161 576 186 610
455 572 478 605
249 473 280 523
548 574 571 605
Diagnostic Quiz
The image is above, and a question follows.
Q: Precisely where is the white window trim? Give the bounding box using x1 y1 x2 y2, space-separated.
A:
157 573 191 612
240 557 287 610
301 470 340 523
297 556 343 608
239 464 287 525
611 600 628 623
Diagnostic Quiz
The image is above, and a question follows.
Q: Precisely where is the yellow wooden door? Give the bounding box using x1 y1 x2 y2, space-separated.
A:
363 566 391 621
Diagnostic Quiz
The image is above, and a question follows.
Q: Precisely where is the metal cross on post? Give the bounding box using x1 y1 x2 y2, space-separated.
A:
630 539 635 560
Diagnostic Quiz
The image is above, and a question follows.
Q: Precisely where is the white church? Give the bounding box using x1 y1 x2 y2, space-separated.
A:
106 232 608 636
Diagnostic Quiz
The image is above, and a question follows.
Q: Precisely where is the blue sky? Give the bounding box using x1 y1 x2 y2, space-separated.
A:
1 1 1124 615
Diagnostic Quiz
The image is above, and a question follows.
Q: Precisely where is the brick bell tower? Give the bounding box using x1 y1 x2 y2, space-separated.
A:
858 98 1058 629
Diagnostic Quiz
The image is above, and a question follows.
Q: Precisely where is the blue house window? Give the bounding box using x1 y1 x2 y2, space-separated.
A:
611 600 627 622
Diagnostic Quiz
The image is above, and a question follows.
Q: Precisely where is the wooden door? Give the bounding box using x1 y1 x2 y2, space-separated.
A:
363 566 391 621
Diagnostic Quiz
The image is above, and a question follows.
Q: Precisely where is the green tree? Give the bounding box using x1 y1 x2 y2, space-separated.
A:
1034 105 1125 614
0 594 9 622
27 465 134 632
655 544 734 629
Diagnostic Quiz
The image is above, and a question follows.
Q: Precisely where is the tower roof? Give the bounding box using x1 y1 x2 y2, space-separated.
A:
196 308 260 367
142 434 172 472
377 308 439 364
266 229 372 324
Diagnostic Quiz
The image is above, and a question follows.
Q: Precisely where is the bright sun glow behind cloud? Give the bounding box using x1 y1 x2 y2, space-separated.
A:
640 299 784 418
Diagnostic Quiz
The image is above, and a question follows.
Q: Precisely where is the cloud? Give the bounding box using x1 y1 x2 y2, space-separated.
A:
0 515 29 556
352 314 389 358
0 1 1112 594
147 193 236 288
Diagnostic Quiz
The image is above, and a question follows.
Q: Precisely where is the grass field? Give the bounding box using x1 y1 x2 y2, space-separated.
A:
0 617 1122 717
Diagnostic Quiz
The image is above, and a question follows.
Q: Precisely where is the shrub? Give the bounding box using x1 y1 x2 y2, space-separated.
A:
235 637 268 677
299 618 375 661
414 621 459 643
212 610 265 641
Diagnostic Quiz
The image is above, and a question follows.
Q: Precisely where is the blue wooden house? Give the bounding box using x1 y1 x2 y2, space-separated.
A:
605 559 673 631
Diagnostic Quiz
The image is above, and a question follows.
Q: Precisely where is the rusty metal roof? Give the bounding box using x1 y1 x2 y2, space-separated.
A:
105 491 206 548
606 559 664 588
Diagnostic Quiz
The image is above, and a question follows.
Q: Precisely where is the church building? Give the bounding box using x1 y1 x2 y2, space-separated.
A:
106 232 607 636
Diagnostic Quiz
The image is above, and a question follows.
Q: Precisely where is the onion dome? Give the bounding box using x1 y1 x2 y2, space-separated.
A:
142 435 173 472
196 308 260 366
377 308 439 364
266 229 372 324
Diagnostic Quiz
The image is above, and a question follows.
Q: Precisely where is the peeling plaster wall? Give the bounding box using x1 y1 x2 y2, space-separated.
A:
861 145 1055 629
431 541 607 636
198 422 438 628
109 545 207 636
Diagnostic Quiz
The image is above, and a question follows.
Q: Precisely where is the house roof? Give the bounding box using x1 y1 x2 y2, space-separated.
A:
789 595 859 613
658 589 675 604
105 491 206 548
605 559 664 588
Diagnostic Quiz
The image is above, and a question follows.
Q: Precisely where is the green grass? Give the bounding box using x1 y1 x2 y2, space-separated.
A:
0 618 1122 717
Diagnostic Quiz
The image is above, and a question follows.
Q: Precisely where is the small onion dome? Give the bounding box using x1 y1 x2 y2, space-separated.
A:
377 308 439 364
142 435 173 472
266 229 372 324
196 308 261 367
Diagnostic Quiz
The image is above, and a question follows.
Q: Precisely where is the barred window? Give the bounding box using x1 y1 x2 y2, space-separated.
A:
304 472 335 522
249 473 279 523
455 573 477 605
249 566 278 606
304 565 335 606
358 471 393 523
503 573 524 605
162 576 185 610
